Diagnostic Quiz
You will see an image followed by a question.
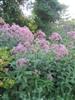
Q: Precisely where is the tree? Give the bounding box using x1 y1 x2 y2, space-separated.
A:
0 0 29 25
33 0 66 34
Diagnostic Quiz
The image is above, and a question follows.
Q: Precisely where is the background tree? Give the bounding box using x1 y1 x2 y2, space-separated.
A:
33 0 66 34
0 0 67 33
0 0 29 25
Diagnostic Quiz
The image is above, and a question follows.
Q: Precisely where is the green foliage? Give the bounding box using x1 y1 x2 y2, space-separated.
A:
33 0 66 34
0 0 28 26
0 47 13 68
27 18 38 33
0 51 54 100
0 0 66 31
0 48 15 90
0 49 75 99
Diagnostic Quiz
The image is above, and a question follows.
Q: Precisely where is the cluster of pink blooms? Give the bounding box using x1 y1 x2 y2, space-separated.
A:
49 32 62 41
0 23 34 54
37 39 49 52
35 30 46 39
0 23 34 43
50 44 68 58
16 58 29 68
0 24 10 32
0 23 69 58
12 43 26 54
9 24 34 43
35 30 50 52
11 42 31 54
67 31 75 39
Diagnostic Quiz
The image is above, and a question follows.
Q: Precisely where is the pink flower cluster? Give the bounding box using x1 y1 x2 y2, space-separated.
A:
50 44 68 58
67 31 75 39
11 42 31 54
35 30 46 39
0 23 35 54
12 43 26 54
49 32 62 41
0 23 34 43
16 58 29 68
0 23 69 58
0 24 10 31
9 24 34 43
38 39 49 52
35 30 49 52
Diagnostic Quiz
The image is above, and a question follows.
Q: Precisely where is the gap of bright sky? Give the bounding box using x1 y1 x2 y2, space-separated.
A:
59 0 75 18
23 0 75 19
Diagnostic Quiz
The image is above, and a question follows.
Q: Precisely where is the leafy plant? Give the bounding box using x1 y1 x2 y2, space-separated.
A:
0 48 15 91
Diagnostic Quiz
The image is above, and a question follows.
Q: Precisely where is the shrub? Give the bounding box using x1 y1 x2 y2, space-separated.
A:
0 48 15 93
1 50 75 100
0 23 34 48
1 22 75 100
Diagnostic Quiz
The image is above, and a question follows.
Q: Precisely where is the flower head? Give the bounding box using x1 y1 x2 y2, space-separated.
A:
67 31 75 39
50 44 68 58
35 30 46 39
11 43 26 54
49 32 62 41
36 38 49 52
16 58 29 68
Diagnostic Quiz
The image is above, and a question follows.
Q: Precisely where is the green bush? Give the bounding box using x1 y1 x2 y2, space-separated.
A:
0 48 15 93
0 50 75 100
